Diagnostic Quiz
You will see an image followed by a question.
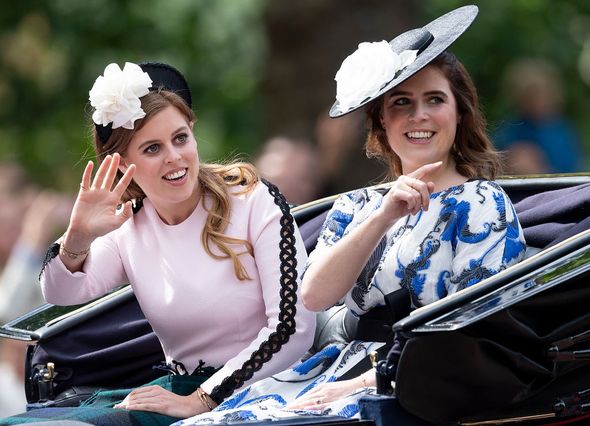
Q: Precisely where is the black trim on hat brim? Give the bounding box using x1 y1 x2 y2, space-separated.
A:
329 5 479 118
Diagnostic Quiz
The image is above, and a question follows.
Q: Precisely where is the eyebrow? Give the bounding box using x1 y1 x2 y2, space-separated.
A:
136 125 188 151
388 90 449 98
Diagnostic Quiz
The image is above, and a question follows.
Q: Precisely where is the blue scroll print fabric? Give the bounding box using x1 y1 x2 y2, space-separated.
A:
308 179 526 314
174 341 383 425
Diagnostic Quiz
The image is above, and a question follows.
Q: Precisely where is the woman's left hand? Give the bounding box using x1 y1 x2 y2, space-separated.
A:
286 379 362 411
113 385 207 418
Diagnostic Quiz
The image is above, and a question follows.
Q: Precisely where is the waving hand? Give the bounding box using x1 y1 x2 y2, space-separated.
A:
61 153 135 269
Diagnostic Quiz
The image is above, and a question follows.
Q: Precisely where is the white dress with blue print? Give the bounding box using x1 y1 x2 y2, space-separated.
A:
313 179 527 315
174 179 526 425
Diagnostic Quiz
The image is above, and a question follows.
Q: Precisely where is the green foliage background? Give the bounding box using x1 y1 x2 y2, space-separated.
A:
2 0 590 192
0 0 266 190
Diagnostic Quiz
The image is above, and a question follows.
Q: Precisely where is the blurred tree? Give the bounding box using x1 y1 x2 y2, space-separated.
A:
0 0 267 189
260 0 419 193
261 0 419 140
261 0 590 180
2 0 590 194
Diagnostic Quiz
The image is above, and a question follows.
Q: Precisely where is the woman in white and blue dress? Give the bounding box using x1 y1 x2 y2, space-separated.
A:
176 5 527 424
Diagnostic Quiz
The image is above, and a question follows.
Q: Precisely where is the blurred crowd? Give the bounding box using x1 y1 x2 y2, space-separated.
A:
0 164 72 415
494 57 585 175
254 107 388 206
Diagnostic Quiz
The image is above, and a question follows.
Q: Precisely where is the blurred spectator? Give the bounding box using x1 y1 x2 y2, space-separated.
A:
0 165 37 270
315 107 387 194
254 136 324 205
494 58 585 174
256 109 389 206
0 340 27 417
0 163 72 416
0 190 72 322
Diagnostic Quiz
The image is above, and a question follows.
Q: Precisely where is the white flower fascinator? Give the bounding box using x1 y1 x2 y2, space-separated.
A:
89 62 153 130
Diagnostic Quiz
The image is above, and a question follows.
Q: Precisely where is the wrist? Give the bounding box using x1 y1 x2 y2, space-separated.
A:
62 230 94 254
60 242 90 260
358 370 375 388
195 387 215 412
369 209 397 233
60 231 92 261
186 391 207 415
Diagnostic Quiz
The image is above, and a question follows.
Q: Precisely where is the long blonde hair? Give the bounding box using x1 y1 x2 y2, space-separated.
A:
93 89 258 280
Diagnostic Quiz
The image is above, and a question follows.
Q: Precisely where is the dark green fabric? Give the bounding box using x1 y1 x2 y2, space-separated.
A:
1 368 216 426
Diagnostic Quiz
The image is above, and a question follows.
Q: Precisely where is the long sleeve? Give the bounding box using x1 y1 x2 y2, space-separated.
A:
38 180 316 404
202 181 316 402
39 232 128 305
306 189 382 267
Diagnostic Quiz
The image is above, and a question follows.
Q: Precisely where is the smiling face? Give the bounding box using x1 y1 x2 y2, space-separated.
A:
121 105 200 224
380 64 460 175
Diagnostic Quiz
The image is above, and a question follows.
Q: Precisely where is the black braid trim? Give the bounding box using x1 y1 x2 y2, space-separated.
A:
209 178 299 404
39 242 61 281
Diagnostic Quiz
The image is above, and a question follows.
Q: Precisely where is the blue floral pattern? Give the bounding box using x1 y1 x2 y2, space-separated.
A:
308 180 526 313
174 342 383 425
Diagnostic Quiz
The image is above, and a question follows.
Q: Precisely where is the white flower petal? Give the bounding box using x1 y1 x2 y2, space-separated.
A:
334 41 419 112
399 50 418 68
88 62 153 129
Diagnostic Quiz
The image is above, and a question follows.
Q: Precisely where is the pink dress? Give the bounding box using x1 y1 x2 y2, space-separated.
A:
40 181 316 401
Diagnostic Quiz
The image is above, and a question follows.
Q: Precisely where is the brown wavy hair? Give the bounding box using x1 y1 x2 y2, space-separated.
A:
365 51 502 180
93 89 258 280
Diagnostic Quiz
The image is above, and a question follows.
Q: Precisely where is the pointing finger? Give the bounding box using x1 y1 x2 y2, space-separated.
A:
408 161 443 180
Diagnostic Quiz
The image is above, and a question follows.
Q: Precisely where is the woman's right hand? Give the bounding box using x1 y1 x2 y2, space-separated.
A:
377 161 441 226
63 153 136 253
301 161 441 311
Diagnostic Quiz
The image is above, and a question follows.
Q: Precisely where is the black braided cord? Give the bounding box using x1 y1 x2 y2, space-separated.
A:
37 179 299 405
209 178 299 404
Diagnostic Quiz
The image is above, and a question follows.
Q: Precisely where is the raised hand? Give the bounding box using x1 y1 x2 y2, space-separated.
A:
378 161 442 225
63 153 135 255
